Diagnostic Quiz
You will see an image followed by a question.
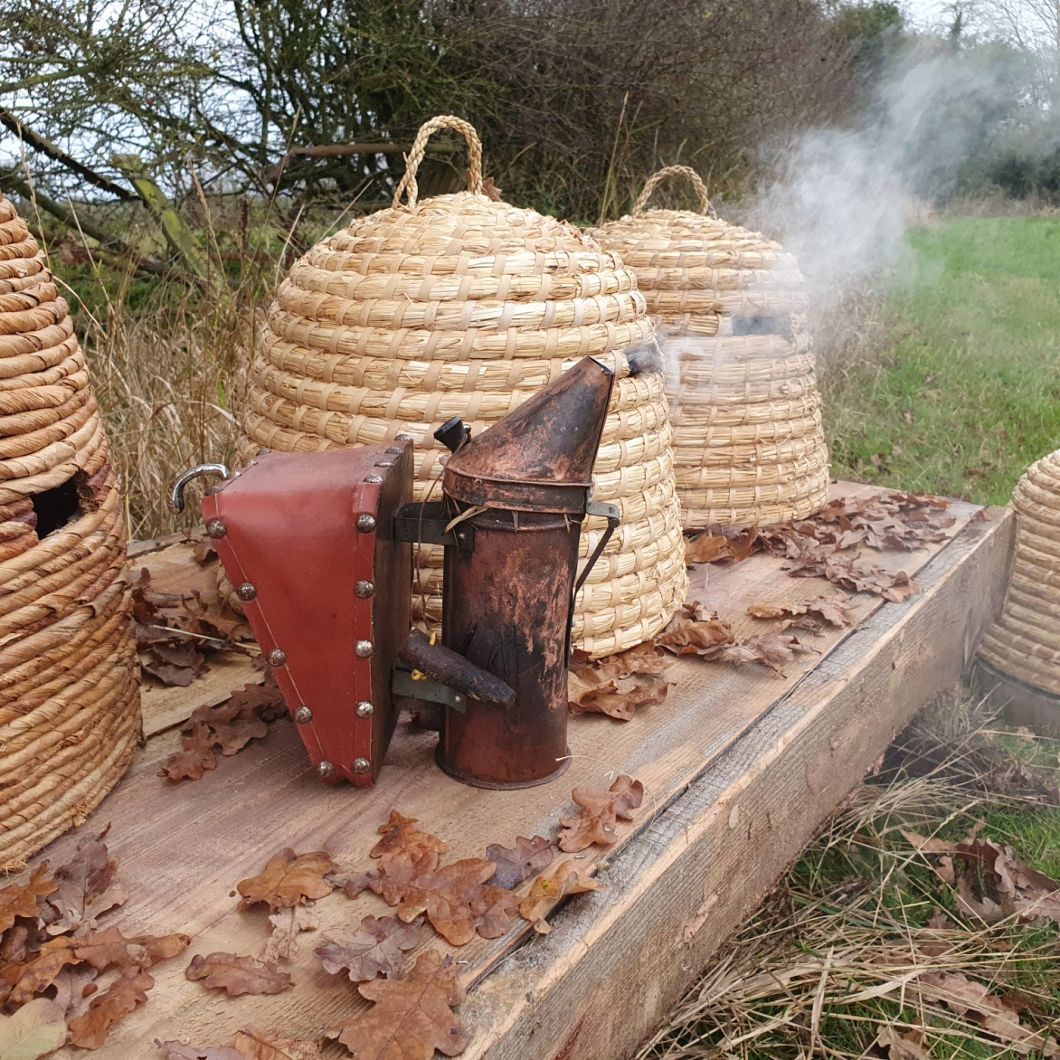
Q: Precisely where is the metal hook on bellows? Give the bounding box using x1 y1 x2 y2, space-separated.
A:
169 463 231 513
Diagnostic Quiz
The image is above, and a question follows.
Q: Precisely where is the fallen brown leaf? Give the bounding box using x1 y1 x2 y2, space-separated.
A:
656 604 736 658
186 952 292 997
874 1024 930 1059
156 1031 322 1060
370 811 448 865
263 906 318 963
0 865 56 934
747 594 856 633
558 775 644 853
338 950 466 1059
40 831 127 935
354 852 519 946
916 970 1058 1055
568 644 672 721
67 967 154 1049
315 915 423 982
485 836 556 890
237 848 337 911
518 860 599 934
69 926 190 972
684 533 732 564
161 680 285 783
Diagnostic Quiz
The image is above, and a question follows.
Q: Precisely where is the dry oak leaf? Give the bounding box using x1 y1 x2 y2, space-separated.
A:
237 848 337 910
160 722 219 782
315 915 423 982
40 830 128 935
558 775 644 853
0 865 57 934
747 594 855 632
357 851 519 946
67 967 154 1050
684 533 731 564
186 952 292 997
2 935 79 1006
70 925 191 971
264 906 318 963
568 645 672 721
656 604 736 658
231 1029 323 1059
518 860 599 934
51 964 100 1022
369 811 448 865
916 970 1059 1056
485 835 556 890
874 1025 930 1059
338 950 466 1060
731 631 816 676
0 996 68 1060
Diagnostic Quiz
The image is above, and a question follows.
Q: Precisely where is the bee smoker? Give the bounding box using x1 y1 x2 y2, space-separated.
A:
424 356 618 787
170 355 618 789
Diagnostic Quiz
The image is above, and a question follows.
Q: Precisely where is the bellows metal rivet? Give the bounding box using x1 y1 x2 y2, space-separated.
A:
318 761 335 778
356 701 374 718
352 757 371 774
385 446 404 454
205 519 226 538
267 648 287 667
374 460 394 468
355 580 375 598
395 433 414 442
236 582 256 601
256 447 271 457
364 474 384 485
294 706 312 724
355 640 374 658
357 514 376 533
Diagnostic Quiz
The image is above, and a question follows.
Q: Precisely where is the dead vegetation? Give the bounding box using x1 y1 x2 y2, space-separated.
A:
636 696 1060 1059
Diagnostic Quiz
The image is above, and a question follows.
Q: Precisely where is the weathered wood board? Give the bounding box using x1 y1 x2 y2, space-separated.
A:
26 486 1012 1060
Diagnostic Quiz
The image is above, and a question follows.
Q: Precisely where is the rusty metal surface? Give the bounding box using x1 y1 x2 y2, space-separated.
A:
201 443 413 786
434 357 617 788
443 356 616 514
439 509 582 787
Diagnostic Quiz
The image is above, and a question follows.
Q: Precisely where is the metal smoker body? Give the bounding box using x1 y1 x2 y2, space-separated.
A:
434 356 617 787
171 356 617 788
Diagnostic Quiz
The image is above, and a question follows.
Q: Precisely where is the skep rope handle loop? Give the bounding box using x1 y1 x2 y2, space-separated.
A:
634 165 711 216
392 115 485 209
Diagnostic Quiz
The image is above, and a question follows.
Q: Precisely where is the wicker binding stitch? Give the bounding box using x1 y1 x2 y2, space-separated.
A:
0 193 140 871
591 165 830 529
238 116 686 656
978 450 1060 697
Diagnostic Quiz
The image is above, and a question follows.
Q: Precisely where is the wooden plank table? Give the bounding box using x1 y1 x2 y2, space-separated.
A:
31 485 1013 1059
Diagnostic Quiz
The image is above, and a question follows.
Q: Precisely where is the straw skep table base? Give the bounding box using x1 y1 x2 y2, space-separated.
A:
20 484 1014 1060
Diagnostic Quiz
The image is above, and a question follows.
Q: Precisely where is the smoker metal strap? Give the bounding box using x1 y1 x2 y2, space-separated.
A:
575 500 621 595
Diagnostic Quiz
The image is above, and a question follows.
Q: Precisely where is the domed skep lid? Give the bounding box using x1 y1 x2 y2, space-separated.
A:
239 116 687 656
590 165 830 530
978 450 1060 697
0 192 140 872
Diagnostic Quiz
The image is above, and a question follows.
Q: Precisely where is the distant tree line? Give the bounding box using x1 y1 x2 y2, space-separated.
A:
0 0 1055 279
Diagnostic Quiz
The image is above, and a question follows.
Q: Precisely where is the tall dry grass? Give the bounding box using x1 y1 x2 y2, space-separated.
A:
636 696 1060 1059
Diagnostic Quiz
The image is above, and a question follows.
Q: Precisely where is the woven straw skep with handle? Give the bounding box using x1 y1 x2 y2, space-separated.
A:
978 449 1060 697
0 193 141 872
239 116 686 657
590 165 830 529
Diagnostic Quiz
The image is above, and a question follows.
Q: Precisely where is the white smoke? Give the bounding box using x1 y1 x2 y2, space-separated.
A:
746 41 1048 307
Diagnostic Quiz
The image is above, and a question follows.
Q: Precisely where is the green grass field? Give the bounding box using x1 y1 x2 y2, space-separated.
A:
825 216 1060 506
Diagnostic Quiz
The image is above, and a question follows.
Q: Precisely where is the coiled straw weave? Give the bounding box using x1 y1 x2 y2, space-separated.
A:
978 450 1060 697
0 193 140 871
591 166 830 529
239 116 686 656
